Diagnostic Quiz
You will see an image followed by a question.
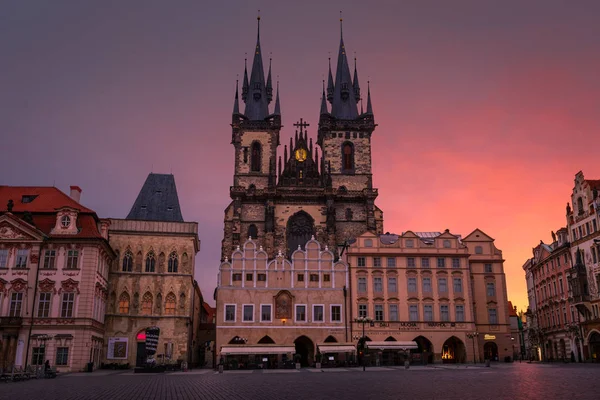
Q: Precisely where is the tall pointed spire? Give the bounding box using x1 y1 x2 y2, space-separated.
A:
233 79 240 114
327 57 334 103
242 58 249 102
366 81 373 115
353 56 361 103
244 13 270 120
320 80 328 115
330 14 359 119
273 80 281 115
266 57 273 103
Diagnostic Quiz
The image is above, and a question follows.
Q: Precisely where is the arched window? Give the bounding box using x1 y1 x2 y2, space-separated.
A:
141 292 153 315
248 224 258 239
122 251 133 272
118 292 130 314
145 251 155 272
577 197 584 215
165 293 176 315
342 142 354 171
168 252 178 273
251 142 261 172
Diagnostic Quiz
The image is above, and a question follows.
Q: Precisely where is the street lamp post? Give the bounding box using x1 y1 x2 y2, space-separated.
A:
466 332 479 364
354 316 373 372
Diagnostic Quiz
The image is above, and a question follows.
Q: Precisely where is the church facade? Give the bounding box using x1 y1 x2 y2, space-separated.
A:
220 17 383 262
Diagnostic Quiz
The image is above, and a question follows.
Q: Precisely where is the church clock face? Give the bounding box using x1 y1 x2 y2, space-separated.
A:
295 148 307 162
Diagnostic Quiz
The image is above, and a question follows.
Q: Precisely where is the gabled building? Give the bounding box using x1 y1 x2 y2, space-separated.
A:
103 173 200 368
0 185 114 372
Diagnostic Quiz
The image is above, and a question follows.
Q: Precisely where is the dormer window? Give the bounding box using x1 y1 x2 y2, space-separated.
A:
61 215 71 228
21 195 38 203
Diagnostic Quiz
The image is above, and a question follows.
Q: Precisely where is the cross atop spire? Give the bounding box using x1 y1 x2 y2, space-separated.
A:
293 118 310 135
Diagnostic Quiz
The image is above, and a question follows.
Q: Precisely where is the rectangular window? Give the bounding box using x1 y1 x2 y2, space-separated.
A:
586 222 591 236
438 278 447 293
406 239 414 248
488 308 498 324
388 277 397 293
373 277 383 293
455 305 465 322
257 273 266 282
440 305 449 321
243 304 254 322
43 250 56 269
557 256 561 267
389 304 399 321
232 273 242 281
32 347 45 366
409 305 419 321
225 304 236 322
296 305 306 322
486 282 496 297
61 293 75 318
38 292 51 318
408 277 417 292
453 277 463 293
358 304 367 318
579 226 583 238
593 219 598 233
323 274 330 282
593 248 598 264
422 277 432 292
297 273 304 282
407 257 416 268
66 250 79 269
452 258 460 268
374 304 384 321
331 305 341 322
424 305 433 321
246 273 253 281
56 347 69 366
9 292 23 317
357 257 366 267
421 258 430 268
387 258 396 268
373 257 382 268
437 258 446 268
0 249 8 268
484 264 493 273
310 274 319 282
358 277 367 293
313 305 324 322
261 304 271 322
15 249 28 268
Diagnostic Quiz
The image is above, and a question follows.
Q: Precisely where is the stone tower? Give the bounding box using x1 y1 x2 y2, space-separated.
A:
221 17 382 261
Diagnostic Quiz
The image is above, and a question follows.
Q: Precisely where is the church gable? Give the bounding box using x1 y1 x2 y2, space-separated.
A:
278 121 322 188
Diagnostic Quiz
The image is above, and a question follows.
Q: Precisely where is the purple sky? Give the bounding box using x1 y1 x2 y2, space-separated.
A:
2 0 600 310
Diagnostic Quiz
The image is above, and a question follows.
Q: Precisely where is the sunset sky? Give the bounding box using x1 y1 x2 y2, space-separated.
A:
2 0 600 312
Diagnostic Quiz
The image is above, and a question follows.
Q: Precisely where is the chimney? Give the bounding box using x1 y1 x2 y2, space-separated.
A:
70 186 82 203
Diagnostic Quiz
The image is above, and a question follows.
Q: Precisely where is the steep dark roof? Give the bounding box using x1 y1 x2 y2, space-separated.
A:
126 174 184 222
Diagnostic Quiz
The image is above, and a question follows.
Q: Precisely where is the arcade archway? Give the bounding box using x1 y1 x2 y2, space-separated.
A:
294 335 315 367
441 336 466 364
589 331 600 362
411 336 434 364
484 342 498 361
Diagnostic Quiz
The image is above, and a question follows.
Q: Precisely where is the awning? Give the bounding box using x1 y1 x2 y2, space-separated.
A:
366 341 418 350
317 343 356 353
220 345 295 355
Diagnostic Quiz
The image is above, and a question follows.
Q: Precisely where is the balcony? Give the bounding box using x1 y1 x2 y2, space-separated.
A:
0 316 23 328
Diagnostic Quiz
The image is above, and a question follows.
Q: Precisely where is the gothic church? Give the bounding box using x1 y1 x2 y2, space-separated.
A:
221 17 383 260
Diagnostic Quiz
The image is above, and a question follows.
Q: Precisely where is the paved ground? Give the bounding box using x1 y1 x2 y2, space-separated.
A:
2 363 600 400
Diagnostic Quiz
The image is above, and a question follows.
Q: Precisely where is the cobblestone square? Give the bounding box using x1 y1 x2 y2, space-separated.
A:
2 363 599 400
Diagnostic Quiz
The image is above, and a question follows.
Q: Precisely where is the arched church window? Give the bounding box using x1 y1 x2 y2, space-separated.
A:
145 251 156 272
122 251 133 272
243 147 248 163
342 142 354 171
141 292 153 315
168 252 178 273
248 224 258 239
251 142 261 172
165 293 176 315
118 292 130 314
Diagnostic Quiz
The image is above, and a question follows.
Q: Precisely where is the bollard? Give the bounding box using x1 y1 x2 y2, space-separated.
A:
404 360 410 370
218 364 224 374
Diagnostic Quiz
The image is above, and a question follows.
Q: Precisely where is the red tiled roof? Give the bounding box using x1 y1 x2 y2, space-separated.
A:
0 186 102 239
508 301 518 317
202 302 216 321
585 179 600 190
0 186 94 213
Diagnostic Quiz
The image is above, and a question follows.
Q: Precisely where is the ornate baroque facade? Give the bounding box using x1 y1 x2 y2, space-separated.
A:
103 174 201 367
0 185 114 372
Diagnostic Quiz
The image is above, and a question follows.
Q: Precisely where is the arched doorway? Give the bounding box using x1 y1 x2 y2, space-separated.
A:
559 339 566 361
441 336 466 364
135 329 147 367
411 336 434 365
589 331 600 362
294 336 315 367
258 335 275 344
286 211 314 258
484 342 498 361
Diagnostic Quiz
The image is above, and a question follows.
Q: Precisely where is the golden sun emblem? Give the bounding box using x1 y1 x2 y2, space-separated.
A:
295 148 307 162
